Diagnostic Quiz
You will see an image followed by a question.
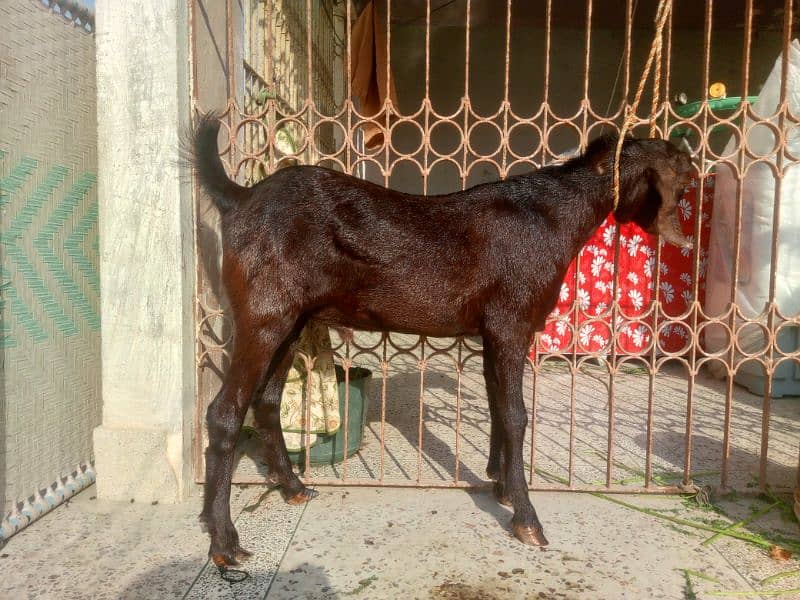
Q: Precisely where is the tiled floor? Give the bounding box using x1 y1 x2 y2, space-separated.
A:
4 483 800 599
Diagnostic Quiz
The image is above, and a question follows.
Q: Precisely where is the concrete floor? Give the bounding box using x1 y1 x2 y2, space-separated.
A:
231 335 799 494
5 339 799 598
3 483 800 599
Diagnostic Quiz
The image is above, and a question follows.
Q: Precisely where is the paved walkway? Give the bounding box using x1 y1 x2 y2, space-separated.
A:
3 484 800 599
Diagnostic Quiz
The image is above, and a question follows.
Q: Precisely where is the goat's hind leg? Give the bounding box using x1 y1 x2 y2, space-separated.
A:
201 321 295 567
251 332 319 505
483 343 511 506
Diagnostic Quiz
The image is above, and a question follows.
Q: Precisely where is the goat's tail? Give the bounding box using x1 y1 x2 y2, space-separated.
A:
187 113 247 213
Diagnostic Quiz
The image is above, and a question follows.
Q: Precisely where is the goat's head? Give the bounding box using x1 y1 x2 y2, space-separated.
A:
588 134 695 249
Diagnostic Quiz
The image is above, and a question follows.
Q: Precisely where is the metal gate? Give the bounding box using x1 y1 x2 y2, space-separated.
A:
189 0 800 497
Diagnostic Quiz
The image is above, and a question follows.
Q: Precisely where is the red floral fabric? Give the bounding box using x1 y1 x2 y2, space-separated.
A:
532 174 715 357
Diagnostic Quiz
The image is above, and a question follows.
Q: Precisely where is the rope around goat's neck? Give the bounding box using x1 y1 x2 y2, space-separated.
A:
612 0 673 211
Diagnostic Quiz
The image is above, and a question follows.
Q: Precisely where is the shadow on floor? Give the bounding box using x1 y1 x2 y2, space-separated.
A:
639 430 797 491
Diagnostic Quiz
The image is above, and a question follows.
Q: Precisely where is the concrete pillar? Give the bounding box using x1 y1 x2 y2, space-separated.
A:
92 0 196 502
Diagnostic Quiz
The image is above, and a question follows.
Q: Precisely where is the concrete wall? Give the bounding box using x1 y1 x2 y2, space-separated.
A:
92 0 196 502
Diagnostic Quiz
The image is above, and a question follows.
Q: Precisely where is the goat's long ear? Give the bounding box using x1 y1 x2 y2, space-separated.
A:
651 168 693 249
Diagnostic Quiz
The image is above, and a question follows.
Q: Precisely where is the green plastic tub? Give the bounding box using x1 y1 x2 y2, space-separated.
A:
289 365 371 466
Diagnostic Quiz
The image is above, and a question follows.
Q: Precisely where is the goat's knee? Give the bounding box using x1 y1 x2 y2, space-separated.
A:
206 396 244 455
501 405 528 440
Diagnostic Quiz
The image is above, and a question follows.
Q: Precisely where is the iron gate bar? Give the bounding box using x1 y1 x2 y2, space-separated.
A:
188 0 800 496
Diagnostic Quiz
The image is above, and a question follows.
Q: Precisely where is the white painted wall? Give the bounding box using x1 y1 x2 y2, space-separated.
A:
93 0 196 502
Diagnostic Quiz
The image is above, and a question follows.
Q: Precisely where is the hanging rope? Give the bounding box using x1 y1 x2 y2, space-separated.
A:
612 0 673 210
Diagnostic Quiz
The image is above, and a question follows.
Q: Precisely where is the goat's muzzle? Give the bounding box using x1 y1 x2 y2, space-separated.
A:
654 209 693 249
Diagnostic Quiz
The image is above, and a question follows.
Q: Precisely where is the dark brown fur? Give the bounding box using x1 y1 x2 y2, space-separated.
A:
191 113 694 564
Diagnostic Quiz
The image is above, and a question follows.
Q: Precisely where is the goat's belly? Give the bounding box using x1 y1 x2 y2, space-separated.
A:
312 303 481 337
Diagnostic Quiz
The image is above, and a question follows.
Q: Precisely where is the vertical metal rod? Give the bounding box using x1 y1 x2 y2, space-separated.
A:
644 371 655 488
417 341 427 483
720 375 735 489
582 0 592 103
541 0 551 164
722 0 754 490
225 0 236 178
454 345 463 483
606 0 633 490
649 1 667 482
346 0 353 174
740 0 754 99
380 336 388 482
306 0 313 103
226 0 235 97
384 0 392 188
568 363 576 487
343 355 351 480
266 0 276 173
661 2 673 131
682 0 715 487
622 0 633 103
423 0 431 193
462 0 471 190
303 354 313 481
606 223 622 487
759 0 793 489
529 364 539 485
500 0 511 177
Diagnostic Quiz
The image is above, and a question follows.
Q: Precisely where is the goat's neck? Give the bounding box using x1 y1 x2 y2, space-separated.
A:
553 173 617 253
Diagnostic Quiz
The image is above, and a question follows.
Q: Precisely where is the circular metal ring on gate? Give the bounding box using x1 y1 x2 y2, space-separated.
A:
271 117 310 156
348 120 388 156
774 321 800 356
576 318 612 354
312 119 348 156
614 319 656 356
428 121 465 157
784 123 800 162
234 117 271 157
695 320 733 357
744 120 783 160
466 120 504 159
389 118 426 157
734 321 772 358
703 123 742 161
544 121 582 161
507 121 543 160
656 320 693 356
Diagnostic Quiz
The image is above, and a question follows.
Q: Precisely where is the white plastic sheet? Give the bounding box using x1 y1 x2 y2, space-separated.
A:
704 40 800 371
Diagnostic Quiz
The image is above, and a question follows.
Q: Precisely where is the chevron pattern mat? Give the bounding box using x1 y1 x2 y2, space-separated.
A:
1 1 100 514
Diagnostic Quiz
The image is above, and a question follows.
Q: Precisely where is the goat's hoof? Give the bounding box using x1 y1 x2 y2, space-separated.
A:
512 523 549 547
285 487 319 505
493 482 513 507
211 545 252 568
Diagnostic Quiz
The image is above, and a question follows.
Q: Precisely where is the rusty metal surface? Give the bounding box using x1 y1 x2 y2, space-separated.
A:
189 0 800 494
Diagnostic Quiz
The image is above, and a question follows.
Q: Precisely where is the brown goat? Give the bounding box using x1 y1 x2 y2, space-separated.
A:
191 114 693 568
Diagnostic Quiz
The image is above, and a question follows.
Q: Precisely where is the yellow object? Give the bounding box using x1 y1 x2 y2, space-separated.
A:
709 82 727 99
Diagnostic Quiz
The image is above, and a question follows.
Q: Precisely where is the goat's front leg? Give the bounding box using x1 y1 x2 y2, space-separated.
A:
201 321 294 568
484 330 549 546
251 343 319 505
